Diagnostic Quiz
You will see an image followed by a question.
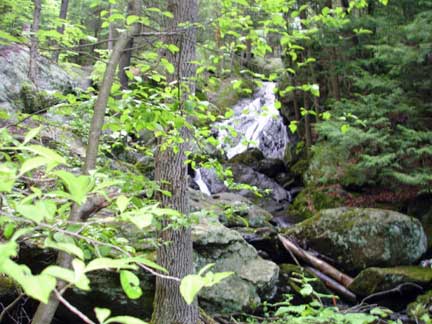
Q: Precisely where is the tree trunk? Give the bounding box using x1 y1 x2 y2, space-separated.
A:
52 0 69 63
29 0 41 84
303 91 312 150
330 47 341 100
151 0 199 323
108 4 114 51
119 1 135 89
292 77 300 122
31 2 142 323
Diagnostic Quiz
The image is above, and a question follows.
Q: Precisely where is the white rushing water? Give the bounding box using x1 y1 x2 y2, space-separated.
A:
193 169 211 196
216 82 289 160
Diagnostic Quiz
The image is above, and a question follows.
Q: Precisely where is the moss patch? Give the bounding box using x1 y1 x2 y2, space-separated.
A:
349 266 432 296
287 186 343 222
20 83 60 114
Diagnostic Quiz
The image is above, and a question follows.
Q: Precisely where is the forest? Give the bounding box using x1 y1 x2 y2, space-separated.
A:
0 0 431 323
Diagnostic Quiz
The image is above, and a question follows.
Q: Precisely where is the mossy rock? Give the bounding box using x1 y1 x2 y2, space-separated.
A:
229 148 264 166
20 83 60 114
284 208 427 272
287 187 343 222
349 266 432 296
248 57 284 75
207 76 256 114
0 275 18 297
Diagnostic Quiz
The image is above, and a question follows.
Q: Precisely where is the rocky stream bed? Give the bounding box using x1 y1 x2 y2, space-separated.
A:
1 45 432 323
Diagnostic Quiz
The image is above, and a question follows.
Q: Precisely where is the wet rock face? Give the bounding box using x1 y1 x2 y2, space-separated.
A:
215 82 289 160
285 207 428 273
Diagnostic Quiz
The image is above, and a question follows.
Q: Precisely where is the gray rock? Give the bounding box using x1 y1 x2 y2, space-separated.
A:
189 189 273 228
230 164 290 203
0 45 76 111
285 207 428 272
193 218 279 314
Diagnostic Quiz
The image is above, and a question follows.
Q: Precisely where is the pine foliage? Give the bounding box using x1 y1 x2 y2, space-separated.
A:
314 1 432 192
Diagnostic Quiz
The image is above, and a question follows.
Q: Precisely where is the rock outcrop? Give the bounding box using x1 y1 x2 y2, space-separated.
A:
285 207 427 272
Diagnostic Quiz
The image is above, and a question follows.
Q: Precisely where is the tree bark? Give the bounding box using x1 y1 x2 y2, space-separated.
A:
108 4 114 51
151 0 199 323
31 2 142 323
29 0 41 84
52 0 69 63
84 0 141 171
303 90 312 149
292 77 300 122
119 1 135 89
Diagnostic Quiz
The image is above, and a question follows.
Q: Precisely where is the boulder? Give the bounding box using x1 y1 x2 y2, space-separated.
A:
0 45 76 112
229 149 287 179
194 168 227 194
284 208 427 272
349 266 432 296
229 163 291 216
193 218 279 314
189 189 273 228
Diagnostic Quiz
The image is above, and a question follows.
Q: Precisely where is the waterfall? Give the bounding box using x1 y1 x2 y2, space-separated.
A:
193 169 211 196
216 82 289 160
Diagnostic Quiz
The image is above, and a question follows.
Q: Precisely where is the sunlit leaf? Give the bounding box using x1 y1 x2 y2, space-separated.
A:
120 270 142 299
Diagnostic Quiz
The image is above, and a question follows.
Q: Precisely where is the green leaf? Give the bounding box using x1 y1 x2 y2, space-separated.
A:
299 283 313 296
85 258 137 272
131 256 168 274
120 270 142 299
289 121 298 133
0 31 23 44
224 109 234 118
341 124 350 134
42 265 90 290
126 15 140 25
116 195 130 213
123 211 153 230
95 307 111 324
161 58 175 74
198 263 215 276
0 165 16 192
23 126 42 145
19 157 49 176
44 236 84 260
16 200 56 223
166 44 179 54
53 170 93 205
370 307 392 318
3 223 16 239
180 274 204 305
106 316 148 324
202 271 234 287
0 259 56 304
321 111 331 121
24 145 67 168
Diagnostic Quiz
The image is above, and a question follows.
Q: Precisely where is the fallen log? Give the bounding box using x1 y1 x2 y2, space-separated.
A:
278 234 354 287
306 266 357 303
